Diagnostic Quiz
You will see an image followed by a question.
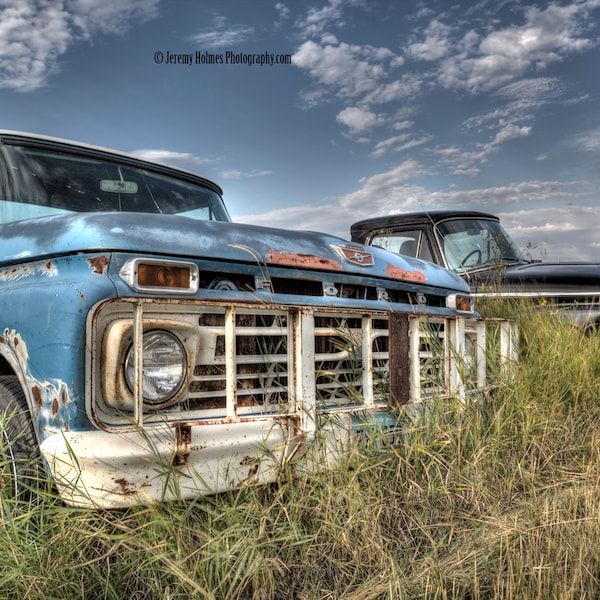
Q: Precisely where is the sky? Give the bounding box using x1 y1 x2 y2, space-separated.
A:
1 0 600 261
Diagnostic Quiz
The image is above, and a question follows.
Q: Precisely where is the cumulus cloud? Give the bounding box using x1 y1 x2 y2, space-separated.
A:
336 107 384 134
490 124 532 146
292 39 403 102
437 1 598 93
407 19 453 61
298 0 366 37
235 161 593 253
0 0 159 92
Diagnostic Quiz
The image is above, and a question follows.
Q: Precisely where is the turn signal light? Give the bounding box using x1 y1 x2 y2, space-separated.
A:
119 258 199 294
446 294 474 314
138 263 190 289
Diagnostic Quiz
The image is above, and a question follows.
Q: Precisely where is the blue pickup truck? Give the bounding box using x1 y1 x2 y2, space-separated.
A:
0 132 490 508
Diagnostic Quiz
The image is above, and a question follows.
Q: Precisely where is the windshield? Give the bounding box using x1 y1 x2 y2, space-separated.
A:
0 143 230 224
436 218 526 273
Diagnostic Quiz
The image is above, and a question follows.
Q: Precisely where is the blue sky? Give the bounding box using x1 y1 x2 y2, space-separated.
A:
2 0 600 261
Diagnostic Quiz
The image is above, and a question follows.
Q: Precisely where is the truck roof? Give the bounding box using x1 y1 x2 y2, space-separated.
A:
351 210 500 236
0 130 223 196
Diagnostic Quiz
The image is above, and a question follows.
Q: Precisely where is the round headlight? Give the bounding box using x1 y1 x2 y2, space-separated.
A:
125 330 187 405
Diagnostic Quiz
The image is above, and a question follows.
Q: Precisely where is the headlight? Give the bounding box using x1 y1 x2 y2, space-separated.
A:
125 330 187 405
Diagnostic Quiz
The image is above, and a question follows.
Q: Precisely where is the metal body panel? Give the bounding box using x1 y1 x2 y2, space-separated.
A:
0 254 118 439
0 212 468 293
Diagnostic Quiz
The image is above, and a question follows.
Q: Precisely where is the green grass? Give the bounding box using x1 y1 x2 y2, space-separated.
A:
2 303 600 598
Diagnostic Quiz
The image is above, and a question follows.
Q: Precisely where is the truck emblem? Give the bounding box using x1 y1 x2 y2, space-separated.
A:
333 244 374 267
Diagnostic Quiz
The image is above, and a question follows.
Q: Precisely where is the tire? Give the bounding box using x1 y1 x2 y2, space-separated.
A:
0 376 42 500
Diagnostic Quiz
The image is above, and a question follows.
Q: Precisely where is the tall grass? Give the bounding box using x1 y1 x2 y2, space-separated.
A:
2 303 600 598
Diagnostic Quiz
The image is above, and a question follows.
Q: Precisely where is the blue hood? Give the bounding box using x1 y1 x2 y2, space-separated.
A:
0 212 469 292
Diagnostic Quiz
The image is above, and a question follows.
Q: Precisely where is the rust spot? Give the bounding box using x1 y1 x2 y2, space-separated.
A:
32 386 43 409
46 261 52 271
236 456 260 488
112 478 138 496
172 424 192 466
386 264 427 283
61 388 67 404
87 255 109 275
266 250 343 271
13 337 18 348
51 397 59 418
0 335 4 345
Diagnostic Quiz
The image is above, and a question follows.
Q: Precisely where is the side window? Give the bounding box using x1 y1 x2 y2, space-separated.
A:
370 229 434 262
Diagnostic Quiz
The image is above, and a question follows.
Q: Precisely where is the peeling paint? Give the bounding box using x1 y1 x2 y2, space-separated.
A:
87 255 109 275
0 260 57 283
386 264 427 283
266 250 343 271
0 329 72 436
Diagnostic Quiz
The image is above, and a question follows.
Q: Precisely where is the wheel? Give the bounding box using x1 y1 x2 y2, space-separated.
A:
0 376 42 500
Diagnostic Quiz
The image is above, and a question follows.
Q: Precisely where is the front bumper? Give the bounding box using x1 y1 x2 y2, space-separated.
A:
40 419 297 508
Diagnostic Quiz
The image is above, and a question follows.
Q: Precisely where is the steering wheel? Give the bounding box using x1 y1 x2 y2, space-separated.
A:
459 249 482 268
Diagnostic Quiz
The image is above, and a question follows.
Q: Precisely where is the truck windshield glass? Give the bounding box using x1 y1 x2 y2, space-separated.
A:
437 218 525 272
0 144 230 224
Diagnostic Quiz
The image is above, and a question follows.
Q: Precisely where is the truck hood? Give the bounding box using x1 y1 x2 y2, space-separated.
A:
469 260 600 292
0 212 469 292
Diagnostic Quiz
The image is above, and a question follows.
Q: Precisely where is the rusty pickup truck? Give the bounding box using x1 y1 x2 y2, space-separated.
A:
0 134 513 508
352 210 600 327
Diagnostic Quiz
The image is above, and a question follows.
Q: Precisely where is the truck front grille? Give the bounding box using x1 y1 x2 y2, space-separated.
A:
89 299 517 430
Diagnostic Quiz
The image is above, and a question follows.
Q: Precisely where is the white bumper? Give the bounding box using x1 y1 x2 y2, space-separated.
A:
39 420 295 509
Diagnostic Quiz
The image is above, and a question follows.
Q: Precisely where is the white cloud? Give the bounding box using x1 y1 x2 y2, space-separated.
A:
500 205 600 261
131 149 211 172
572 126 600 152
489 124 532 146
371 134 432 157
292 39 402 101
190 15 254 49
274 3 290 21
361 74 421 105
220 169 273 180
407 19 453 61
336 107 383 134
437 2 598 93
298 0 366 37
0 0 159 92
338 160 424 212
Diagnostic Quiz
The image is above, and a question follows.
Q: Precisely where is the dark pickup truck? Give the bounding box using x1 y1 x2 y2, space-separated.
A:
351 210 600 327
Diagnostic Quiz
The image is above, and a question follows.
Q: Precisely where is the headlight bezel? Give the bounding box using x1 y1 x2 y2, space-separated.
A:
98 317 196 416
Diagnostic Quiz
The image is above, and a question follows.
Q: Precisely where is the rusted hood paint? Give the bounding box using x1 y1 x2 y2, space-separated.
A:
0 212 468 291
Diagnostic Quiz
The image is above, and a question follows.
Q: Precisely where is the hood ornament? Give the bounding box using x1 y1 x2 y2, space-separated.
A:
332 244 374 267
